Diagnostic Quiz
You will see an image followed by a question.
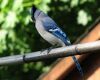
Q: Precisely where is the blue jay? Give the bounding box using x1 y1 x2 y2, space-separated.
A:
31 6 83 77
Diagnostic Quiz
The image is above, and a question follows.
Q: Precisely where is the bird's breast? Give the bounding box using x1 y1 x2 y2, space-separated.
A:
35 20 46 35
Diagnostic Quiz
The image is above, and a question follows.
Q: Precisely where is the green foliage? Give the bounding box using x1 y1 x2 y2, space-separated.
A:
77 10 92 26
0 0 99 79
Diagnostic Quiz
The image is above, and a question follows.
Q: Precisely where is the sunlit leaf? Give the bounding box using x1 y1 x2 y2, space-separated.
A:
12 0 23 11
0 30 7 40
2 11 17 29
8 30 16 42
24 15 30 25
0 12 5 23
39 0 51 12
34 0 42 5
0 30 7 53
77 10 92 26
80 0 95 4
1 0 8 9
70 0 79 8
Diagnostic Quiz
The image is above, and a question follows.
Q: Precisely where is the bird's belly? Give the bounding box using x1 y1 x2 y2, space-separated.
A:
38 29 65 46
42 32 60 45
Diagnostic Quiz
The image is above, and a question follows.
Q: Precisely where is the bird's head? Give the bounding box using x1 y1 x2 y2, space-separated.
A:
31 5 37 22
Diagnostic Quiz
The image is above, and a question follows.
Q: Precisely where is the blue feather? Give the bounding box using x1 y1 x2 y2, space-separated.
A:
42 18 70 45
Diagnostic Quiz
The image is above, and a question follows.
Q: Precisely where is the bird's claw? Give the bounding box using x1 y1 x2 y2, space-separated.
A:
40 47 54 54
47 47 54 54
40 44 57 54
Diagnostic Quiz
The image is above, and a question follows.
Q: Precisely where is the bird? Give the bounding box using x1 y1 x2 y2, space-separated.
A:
31 5 84 78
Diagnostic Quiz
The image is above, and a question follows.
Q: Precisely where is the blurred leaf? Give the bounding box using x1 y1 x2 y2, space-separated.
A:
80 0 87 4
80 0 95 4
34 0 42 5
71 0 79 8
34 62 43 70
24 15 30 25
61 0 69 3
42 66 50 72
39 0 51 12
1 0 8 9
0 12 5 23
23 63 29 72
0 30 7 53
2 11 17 29
12 0 23 11
77 10 92 26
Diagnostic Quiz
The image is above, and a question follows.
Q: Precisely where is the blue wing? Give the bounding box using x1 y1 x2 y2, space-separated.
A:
42 18 71 45
49 27 71 45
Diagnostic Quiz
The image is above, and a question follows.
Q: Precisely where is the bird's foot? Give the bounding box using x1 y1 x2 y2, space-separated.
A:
40 44 58 54
40 47 54 54
47 47 54 54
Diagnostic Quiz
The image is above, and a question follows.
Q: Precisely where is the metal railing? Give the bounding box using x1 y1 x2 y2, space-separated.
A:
0 40 100 65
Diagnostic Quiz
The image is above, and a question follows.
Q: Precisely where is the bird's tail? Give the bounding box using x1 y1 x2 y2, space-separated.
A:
72 56 84 79
63 38 84 79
